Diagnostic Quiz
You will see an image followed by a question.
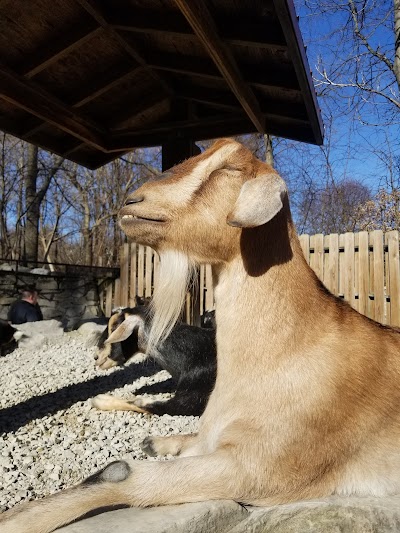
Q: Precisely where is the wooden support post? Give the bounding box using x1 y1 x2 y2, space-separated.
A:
162 138 201 171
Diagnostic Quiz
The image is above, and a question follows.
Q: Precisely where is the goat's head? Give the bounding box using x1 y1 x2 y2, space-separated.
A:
95 307 147 369
120 139 287 263
119 138 289 349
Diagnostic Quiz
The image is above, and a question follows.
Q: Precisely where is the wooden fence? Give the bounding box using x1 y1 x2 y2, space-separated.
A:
100 230 400 327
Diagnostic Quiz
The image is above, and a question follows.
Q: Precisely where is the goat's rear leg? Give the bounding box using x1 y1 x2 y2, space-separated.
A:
0 452 242 533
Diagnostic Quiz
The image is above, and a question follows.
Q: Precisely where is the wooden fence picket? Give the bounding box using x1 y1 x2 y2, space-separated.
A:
100 233 400 327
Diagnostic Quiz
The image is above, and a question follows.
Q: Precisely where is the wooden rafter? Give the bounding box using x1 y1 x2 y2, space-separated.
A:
109 94 170 131
21 26 102 79
172 0 265 132
145 51 300 92
273 0 324 144
22 63 145 138
0 63 108 151
108 9 287 51
75 0 173 98
109 114 254 151
176 85 307 120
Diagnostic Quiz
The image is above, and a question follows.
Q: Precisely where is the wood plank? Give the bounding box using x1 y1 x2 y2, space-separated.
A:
199 265 205 316
343 232 355 308
387 231 400 327
129 243 137 307
372 230 385 324
22 26 101 78
137 245 145 297
105 281 113 317
174 0 265 133
147 51 300 93
338 234 345 298
0 63 108 151
358 231 369 318
191 268 201 326
75 0 173 97
145 246 153 298
369 232 375 320
153 251 160 292
205 264 214 310
273 0 323 144
109 114 254 151
310 233 324 281
114 278 121 308
108 9 287 50
326 233 339 295
119 243 129 308
299 234 310 264
23 64 143 138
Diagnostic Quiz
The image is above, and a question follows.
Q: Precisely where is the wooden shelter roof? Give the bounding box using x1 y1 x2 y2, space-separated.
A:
0 0 323 169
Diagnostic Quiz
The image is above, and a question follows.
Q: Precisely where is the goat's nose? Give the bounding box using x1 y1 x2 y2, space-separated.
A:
125 196 144 206
94 353 98 360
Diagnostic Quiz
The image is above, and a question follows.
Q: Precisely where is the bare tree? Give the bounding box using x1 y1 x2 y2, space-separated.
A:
303 0 399 121
23 145 64 264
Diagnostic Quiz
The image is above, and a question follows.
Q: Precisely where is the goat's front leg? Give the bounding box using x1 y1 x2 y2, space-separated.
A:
91 393 149 414
0 452 241 533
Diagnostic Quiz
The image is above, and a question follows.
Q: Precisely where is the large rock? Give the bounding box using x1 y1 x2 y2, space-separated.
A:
58 500 248 533
232 495 400 532
13 319 64 349
57 495 400 533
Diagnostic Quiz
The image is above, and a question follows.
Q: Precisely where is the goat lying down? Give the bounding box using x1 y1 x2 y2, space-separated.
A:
4 138 400 533
92 305 216 416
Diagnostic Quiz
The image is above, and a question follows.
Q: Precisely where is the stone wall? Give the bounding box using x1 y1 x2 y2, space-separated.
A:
0 264 108 330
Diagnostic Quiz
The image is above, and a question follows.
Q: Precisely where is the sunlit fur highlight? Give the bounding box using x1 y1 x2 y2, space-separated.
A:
147 249 195 353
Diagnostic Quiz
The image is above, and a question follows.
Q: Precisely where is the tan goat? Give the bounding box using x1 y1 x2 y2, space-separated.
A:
2 138 400 533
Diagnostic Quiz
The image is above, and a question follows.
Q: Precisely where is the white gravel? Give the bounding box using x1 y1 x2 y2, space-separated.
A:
0 331 199 511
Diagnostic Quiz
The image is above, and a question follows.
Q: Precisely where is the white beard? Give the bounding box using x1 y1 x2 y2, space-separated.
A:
147 249 195 352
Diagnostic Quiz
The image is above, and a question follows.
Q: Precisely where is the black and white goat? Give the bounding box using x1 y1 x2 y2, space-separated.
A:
0 319 23 356
92 305 216 416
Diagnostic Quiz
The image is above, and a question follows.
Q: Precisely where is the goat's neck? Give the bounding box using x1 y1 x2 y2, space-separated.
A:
213 212 322 363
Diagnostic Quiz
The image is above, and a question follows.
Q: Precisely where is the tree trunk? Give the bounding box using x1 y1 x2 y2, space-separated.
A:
24 144 39 264
264 134 274 166
395 0 400 91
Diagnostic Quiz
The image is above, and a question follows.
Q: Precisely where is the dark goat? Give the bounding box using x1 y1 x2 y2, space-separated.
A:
92 305 216 416
201 309 216 329
0 319 23 356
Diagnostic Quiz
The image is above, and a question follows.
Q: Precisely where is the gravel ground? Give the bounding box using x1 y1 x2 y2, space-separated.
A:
0 331 199 511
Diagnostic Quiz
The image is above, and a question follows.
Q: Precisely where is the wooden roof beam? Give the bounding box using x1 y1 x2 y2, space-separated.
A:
146 51 300 92
176 85 308 120
20 25 102 79
273 0 323 144
0 63 108 151
108 9 287 51
109 114 255 151
21 63 144 139
75 0 174 98
172 0 266 133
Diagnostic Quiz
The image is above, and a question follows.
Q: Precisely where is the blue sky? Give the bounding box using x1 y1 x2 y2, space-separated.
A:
291 0 399 193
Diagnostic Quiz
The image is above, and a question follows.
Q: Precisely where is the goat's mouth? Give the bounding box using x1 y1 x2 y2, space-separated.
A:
120 214 166 225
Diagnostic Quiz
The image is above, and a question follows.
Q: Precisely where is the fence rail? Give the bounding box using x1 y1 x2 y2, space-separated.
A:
100 230 400 327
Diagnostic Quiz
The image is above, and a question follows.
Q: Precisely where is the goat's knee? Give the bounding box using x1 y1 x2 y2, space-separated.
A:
83 460 131 485
141 433 199 457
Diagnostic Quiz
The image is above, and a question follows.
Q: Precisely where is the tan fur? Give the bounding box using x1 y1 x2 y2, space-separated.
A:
3 139 400 533
91 394 149 414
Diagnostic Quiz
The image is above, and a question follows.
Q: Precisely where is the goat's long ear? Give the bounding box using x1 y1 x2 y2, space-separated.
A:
227 172 287 228
105 315 143 344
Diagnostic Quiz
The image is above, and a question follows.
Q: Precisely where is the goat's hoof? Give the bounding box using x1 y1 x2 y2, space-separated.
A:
91 394 113 410
140 436 157 457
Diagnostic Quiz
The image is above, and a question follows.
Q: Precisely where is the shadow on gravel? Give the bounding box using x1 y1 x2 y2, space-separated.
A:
0 361 176 434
